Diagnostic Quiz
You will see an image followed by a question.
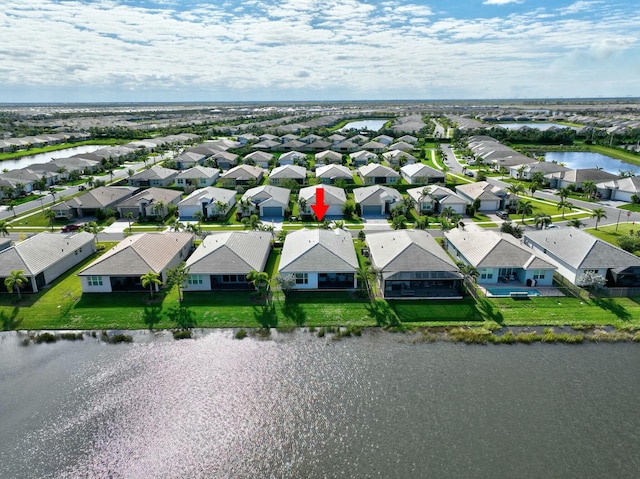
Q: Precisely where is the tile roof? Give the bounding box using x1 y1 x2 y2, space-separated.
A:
78 232 193 276
0 231 94 276
367 230 460 277
185 231 271 274
178 187 236 207
524 227 640 270
279 228 358 274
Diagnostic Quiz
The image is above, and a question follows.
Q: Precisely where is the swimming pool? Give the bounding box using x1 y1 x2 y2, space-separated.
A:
486 287 541 297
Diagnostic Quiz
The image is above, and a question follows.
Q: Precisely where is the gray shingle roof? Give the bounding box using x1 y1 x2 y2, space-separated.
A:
353 185 402 204
279 228 358 274
115 187 182 208
241 185 291 206
299 185 346 204
64 186 139 210
78 232 193 276
185 231 271 274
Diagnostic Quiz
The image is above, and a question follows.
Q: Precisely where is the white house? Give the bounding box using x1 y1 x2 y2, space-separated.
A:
177 187 236 220
278 228 358 290
240 185 290 218
298 185 346 217
401 163 445 185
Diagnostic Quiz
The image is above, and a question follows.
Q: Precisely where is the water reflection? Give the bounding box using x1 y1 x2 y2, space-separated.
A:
0 145 105 171
0 331 638 479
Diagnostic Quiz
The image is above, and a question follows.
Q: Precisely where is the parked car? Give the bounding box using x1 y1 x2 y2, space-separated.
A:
61 223 83 232
496 211 510 220
464 170 475 177
78 185 86 191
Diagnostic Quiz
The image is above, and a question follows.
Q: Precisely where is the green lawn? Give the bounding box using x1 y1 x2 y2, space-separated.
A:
3 243 640 331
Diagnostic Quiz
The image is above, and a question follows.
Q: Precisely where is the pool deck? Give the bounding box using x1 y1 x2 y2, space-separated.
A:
480 283 565 298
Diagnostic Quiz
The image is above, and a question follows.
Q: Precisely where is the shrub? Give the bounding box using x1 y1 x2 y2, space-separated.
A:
173 330 192 340
59 332 83 341
34 332 58 344
235 329 248 340
102 333 133 344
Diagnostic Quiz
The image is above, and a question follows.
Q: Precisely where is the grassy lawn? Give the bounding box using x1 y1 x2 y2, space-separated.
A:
3 242 640 331
587 144 640 165
586 223 639 246
618 203 640 212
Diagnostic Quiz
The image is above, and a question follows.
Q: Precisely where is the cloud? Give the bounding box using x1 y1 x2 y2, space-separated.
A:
559 1 603 15
483 0 523 5
0 0 638 101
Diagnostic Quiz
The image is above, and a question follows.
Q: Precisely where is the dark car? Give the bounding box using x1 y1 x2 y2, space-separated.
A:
61 223 83 232
496 211 510 220
78 185 86 191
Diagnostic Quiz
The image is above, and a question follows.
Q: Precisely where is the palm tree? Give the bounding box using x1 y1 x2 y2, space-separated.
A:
152 200 165 221
534 213 552 230
591 207 607 230
355 265 373 296
507 183 525 198
568 218 585 228
557 199 574 219
246 270 269 296
391 214 407 230
169 218 185 232
0 219 11 237
193 210 205 224
140 270 161 298
83 221 103 244
457 262 479 283
166 262 190 302
7 201 17 217
124 211 134 233
5 269 28 300
516 199 534 225
44 208 57 231
581 180 597 200
558 187 572 200
242 214 261 230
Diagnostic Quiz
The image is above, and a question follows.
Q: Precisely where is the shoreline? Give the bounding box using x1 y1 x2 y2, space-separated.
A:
6 324 640 346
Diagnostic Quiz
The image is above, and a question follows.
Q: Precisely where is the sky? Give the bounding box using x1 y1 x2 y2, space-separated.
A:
0 0 639 103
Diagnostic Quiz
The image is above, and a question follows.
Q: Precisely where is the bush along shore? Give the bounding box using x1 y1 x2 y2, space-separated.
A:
10 325 640 346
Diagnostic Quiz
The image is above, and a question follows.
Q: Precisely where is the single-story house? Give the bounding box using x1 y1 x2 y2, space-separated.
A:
350 150 379 166
278 228 358 290
508 161 569 181
174 166 220 189
298 185 346 217
445 227 556 286
382 150 418 167
315 150 343 164
243 151 274 169
523 227 640 287
0 237 11 252
353 185 402 217
401 163 445 185
407 185 467 215
240 185 290 218
455 181 510 212
174 151 206 170
128 166 179 187
361 141 386 153
388 141 414 152
278 151 306 166
0 231 96 293
268 165 308 186
211 151 239 170
544 168 619 190
332 140 359 153
52 186 139 219
368 229 463 298
184 231 272 291
78 232 194 293
596 176 640 202
303 139 333 152
398 135 418 144
177 186 236 220
357 164 400 185
274 140 306 152
315 164 353 185
116 187 182 220
374 135 394 146
219 165 265 187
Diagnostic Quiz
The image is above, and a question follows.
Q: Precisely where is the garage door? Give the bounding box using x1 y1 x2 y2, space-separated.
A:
262 206 283 217
362 205 382 216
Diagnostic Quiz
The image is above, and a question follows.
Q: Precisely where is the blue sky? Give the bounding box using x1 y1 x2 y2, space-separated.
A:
0 0 638 102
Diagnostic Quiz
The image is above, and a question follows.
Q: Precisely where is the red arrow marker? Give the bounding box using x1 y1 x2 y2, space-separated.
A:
311 187 329 221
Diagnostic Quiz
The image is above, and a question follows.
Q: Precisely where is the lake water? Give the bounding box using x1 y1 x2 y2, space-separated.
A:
543 151 638 175
340 119 387 132
1 330 638 479
498 122 578 131
0 145 105 171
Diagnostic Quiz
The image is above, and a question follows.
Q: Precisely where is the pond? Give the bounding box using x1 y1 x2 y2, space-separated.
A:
543 151 638 175
1 330 639 479
0 145 105 171
339 119 388 132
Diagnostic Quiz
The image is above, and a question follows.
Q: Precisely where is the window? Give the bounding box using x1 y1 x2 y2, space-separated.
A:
584 269 599 274
177 179 184 185
222 274 243 283
87 276 103 287
480 269 494 280
187 274 203 285
295 273 308 285
533 270 546 280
